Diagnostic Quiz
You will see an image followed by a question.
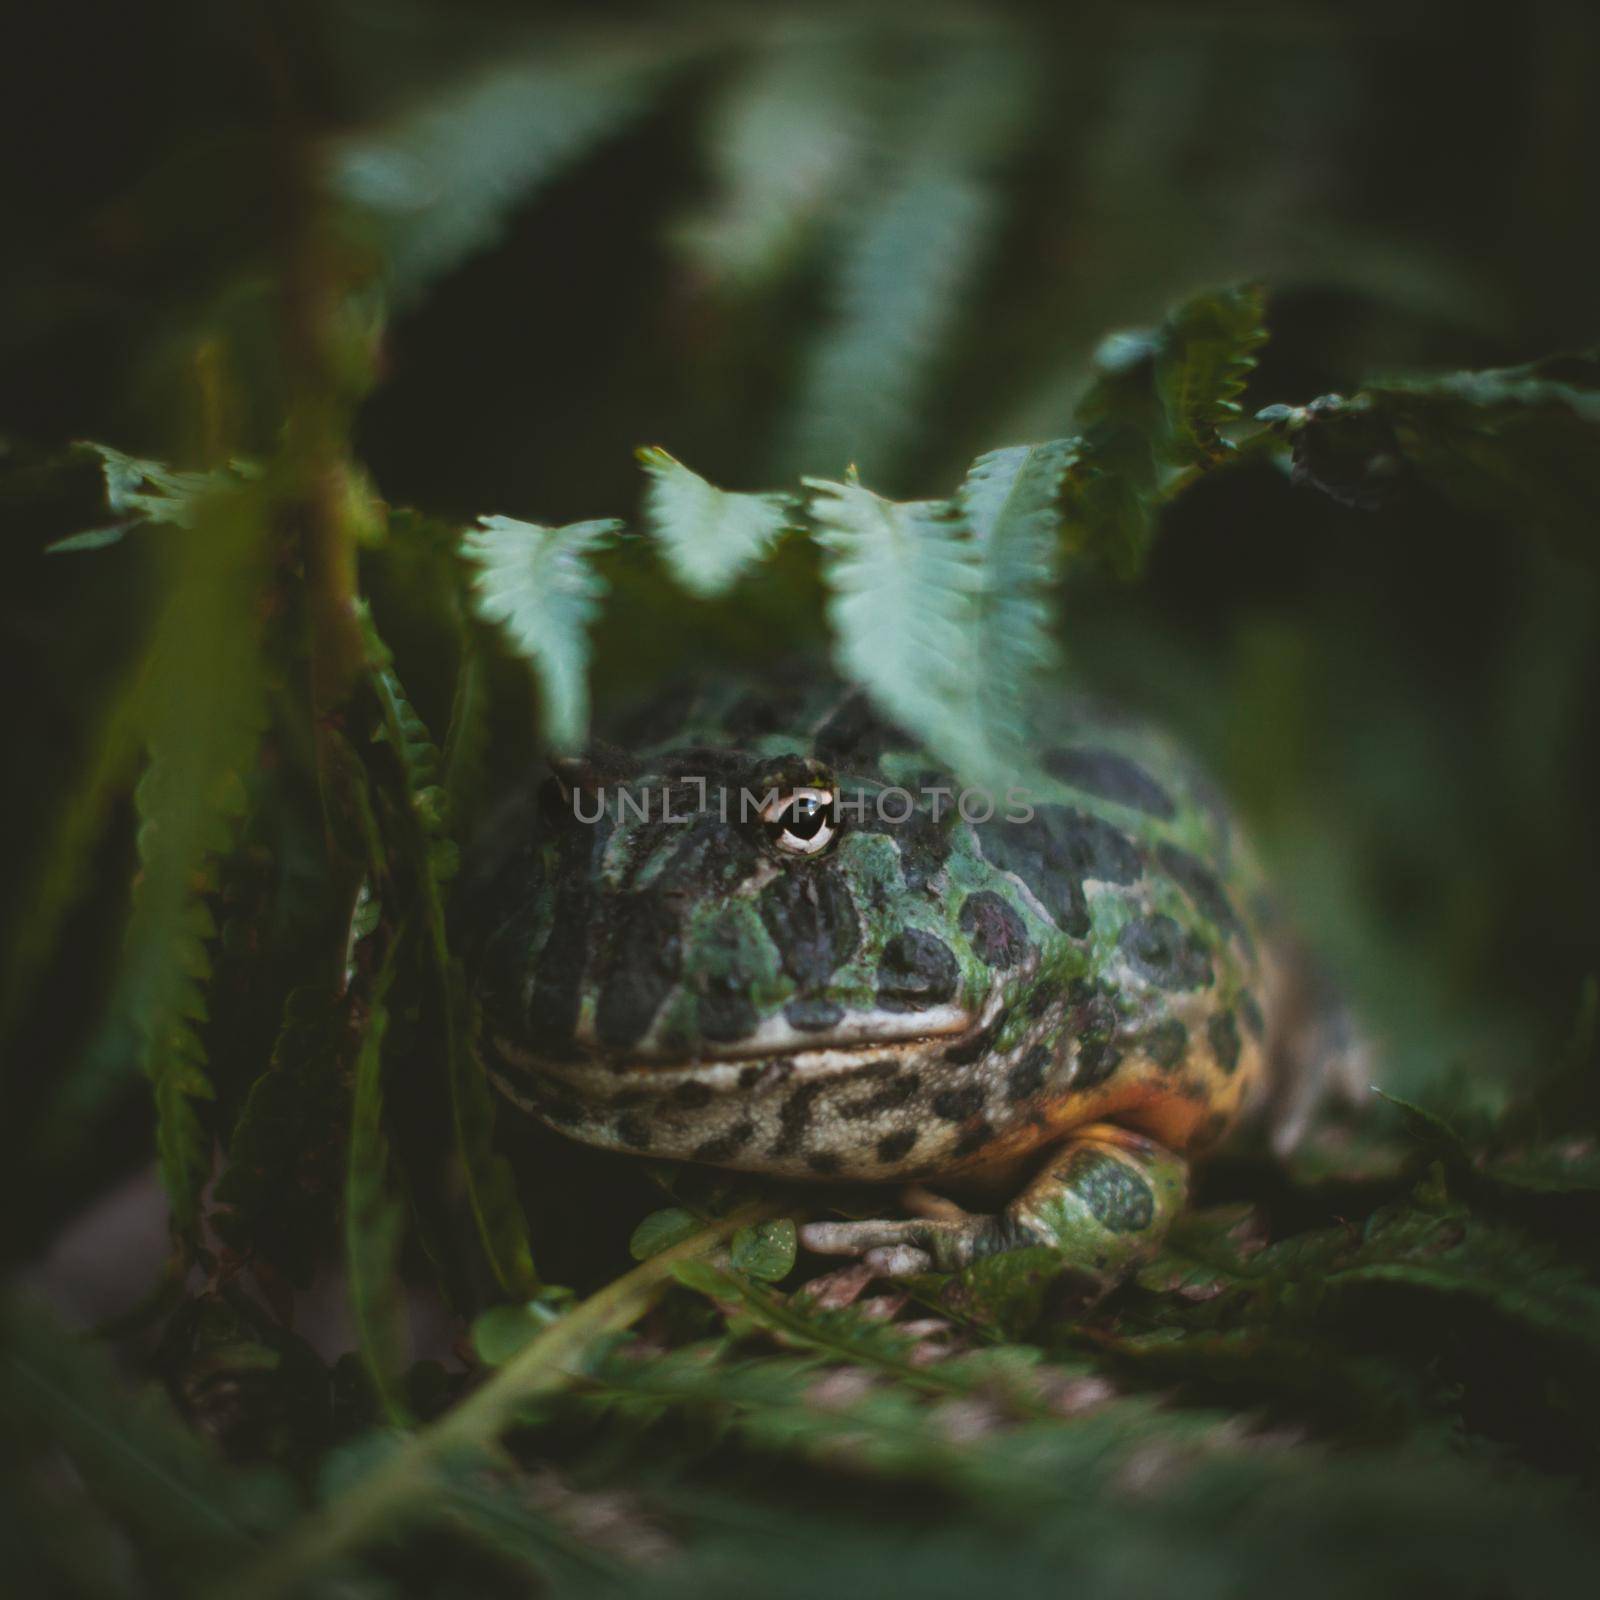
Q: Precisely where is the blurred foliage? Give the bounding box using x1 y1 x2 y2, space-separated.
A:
2 1 1599 1596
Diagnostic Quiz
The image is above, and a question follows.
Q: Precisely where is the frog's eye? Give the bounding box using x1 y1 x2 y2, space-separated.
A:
760 786 838 855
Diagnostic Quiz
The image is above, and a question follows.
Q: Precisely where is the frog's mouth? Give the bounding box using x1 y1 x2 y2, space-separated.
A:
489 993 997 1079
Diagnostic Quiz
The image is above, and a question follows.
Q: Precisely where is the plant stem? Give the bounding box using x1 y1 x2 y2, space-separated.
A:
224 1201 785 1600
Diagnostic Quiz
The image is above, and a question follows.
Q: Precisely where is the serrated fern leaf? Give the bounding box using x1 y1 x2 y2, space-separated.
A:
636 446 793 597
779 47 1034 480
47 445 258 551
333 49 659 305
120 487 269 1233
804 476 982 769
361 610 539 1297
1156 283 1268 459
461 513 621 752
1064 284 1270 576
954 439 1077 764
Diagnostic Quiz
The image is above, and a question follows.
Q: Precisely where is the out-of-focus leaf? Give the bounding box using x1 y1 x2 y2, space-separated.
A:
461 513 622 752
629 1207 701 1262
1262 351 1600 562
1064 284 1269 577
0 1297 283 1588
636 446 794 597
119 484 270 1233
333 47 662 304
779 44 1035 480
675 36 873 284
212 988 351 1286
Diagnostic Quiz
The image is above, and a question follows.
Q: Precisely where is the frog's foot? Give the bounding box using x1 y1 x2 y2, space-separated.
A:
800 1124 1189 1297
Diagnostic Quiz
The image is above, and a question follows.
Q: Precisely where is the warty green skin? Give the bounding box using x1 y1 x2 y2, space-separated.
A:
466 679 1285 1282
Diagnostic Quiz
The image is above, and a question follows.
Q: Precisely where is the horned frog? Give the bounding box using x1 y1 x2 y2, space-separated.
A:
465 675 1341 1299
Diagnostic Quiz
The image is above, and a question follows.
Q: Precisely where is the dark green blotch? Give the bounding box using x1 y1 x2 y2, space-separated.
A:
595 892 683 1048
840 1069 921 1119
670 1081 714 1110
770 1080 827 1157
1118 913 1212 991
615 1112 652 1150
1156 841 1250 952
1006 1045 1050 1103
1239 991 1265 1040
1059 1148 1155 1233
877 1128 918 1163
954 1120 995 1157
759 867 861 988
1144 1018 1188 1071
785 997 844 1032
1073 991 1123 1088
975 806 1140 938
959 890 1029 968
1045 747 1176 819
693 1119 755 1162
931 1084 986 1121
877 929 959 1012
1208 1010 1242 1074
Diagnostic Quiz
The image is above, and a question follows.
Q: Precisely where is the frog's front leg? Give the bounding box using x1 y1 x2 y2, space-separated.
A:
800 1124 1188 1296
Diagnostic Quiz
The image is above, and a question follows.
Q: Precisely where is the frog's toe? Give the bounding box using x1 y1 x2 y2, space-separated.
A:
863 1244 933 1277
800 1219 922 1257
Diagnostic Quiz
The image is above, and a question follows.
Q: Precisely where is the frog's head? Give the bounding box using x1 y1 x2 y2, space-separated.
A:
467 683 1057 1166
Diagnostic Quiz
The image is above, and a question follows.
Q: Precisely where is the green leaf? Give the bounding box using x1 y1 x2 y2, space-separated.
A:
1065 283 1269 576
345 949 411 1425
675 37 873 284
779 45 1035 479
1264 350 1600 561
361 610 540 1298
954 438 1078 765
804 475 983 771
0 1297 280 1587
636 446 793 597
629 1207 702 1262
119 484 270 1232
212 988 352 1285
333 47 660 304
730 1219 797 1283
461 513 622 751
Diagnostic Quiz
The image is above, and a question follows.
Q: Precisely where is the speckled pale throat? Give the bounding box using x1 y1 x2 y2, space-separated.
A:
460 674 1337 1298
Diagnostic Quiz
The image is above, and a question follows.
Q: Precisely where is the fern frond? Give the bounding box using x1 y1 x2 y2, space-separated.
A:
120 487 270 1233
636 446 793 597
675 37 873 284
1156 282 1268 460
803 475 981 768
360 609 539 1298
1064 283 1271 576
460 513 622 752
333 48 660 305
779 46 1034 480
955 438 1078 765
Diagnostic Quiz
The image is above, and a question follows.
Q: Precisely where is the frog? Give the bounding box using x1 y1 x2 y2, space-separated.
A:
464 675 1325 1298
